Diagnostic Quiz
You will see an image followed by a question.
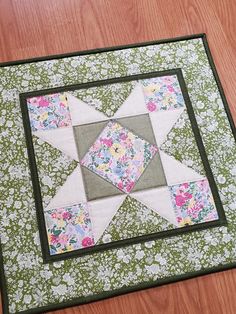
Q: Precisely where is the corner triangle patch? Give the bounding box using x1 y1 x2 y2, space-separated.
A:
45 165 86 211
160 110 205 175
33 127 79 161
89 195 127 243
97 195 175 244
159 151 205 185
70 80 136 119
66 93 108 126
32 135 78 208
130 187 178 226
113 82 148 119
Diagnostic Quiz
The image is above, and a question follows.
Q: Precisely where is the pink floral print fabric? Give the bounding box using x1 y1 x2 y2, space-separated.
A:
45 203 94 255
27 93 71 131
81 121 158 193
169 179 218 227
141 75 185 112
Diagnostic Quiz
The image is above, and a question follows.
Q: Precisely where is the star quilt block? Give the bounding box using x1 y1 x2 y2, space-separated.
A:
18 67 225 262
19 69 224 261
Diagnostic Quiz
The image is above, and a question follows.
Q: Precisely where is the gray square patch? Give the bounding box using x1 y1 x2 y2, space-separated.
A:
73 114 167 200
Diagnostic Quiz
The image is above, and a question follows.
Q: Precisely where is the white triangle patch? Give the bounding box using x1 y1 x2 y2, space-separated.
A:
45 165 86 210
66 93 108 126
130 187 178 226
160 151 205 185
33 127 79 161
89 195 127 243
149 107 185 146
113 82 148 119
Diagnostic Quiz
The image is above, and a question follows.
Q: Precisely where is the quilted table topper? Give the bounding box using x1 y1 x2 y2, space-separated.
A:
0 34 235 314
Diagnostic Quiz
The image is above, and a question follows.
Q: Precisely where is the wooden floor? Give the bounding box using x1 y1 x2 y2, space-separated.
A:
0 0 236 313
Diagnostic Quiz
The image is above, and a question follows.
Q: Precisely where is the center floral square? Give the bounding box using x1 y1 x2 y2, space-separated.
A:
80 120 158 193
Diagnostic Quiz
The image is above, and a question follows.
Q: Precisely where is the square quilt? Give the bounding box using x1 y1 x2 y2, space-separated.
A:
0 34 235 314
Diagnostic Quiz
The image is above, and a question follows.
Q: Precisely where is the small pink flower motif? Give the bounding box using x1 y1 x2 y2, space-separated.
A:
177 216 182 223
82 237 94 247
59 101 66 109
151 145 158 154
175 195 187 206
60 121 67 127
50 234 59 244
38 97 50 107
198 180 208 190
184 192 192 200
118 182 124 190
167 85 175 93
51 213 57 219
59 234 69 245
126 181 135 193
162 76 175 85
120 132 128 141
29 97 39 105
182 183 189 189
147 101 157 112
101 138 113 147
62 211 72 220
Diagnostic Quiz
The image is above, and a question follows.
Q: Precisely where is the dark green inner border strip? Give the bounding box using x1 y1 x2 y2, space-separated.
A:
19 68 226 263
0 33 235 314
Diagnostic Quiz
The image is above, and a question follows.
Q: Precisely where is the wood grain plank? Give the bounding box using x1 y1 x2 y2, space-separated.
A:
0 0 235 313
